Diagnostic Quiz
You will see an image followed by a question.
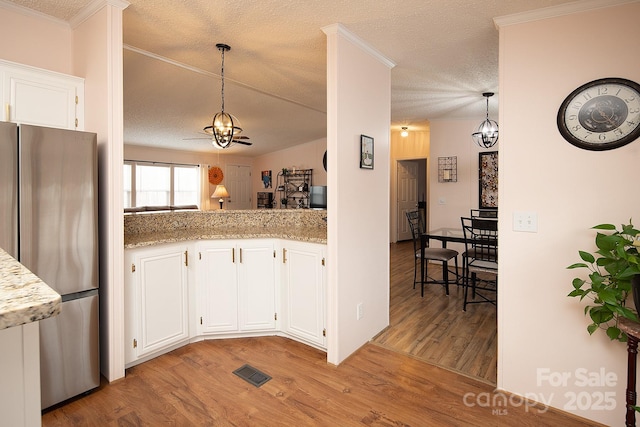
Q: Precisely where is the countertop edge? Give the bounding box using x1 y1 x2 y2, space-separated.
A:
0 248 61 330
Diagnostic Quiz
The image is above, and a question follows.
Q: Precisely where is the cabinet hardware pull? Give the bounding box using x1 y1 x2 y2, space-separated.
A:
323 329 326 337
322 258 325 266
274 313 278 321
232 248 235 263
240 248 243 263
282 248 287 263
133 339 137 348
200 317 203 325
131 263 136 273
273 250 276 258
184 250 188 266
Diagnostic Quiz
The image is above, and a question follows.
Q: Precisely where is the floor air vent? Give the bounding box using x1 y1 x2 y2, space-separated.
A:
233 364 272 387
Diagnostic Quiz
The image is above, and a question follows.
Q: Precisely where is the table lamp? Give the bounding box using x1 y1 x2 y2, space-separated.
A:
211 185 229 210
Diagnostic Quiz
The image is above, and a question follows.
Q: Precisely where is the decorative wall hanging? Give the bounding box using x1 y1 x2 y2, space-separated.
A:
208 166 224 185
479 151 498 209
438 156 457 183
360 135 374 169
261 170 272 188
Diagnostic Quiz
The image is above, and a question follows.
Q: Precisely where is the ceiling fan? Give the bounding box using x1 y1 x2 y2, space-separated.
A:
183 124 253 146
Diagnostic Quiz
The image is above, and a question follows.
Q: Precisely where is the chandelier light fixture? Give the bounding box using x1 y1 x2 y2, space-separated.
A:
472 92 499 148
211 43 236 149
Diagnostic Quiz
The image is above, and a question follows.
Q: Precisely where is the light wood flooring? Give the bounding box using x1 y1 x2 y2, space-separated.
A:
43 336 600 426
373 241 497 383
41 241 602 426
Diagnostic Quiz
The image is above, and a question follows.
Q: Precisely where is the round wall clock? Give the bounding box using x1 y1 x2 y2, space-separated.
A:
557 77 640 151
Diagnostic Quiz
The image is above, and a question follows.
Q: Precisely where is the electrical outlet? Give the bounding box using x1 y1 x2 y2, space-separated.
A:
513 211 538 233
357 303 364 320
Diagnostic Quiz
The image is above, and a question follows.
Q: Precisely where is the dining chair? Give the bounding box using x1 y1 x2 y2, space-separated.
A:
470 209 498 219
460 216 498 310
406 211 459 297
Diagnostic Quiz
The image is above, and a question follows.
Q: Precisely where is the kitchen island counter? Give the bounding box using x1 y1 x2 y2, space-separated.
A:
124 210 327 248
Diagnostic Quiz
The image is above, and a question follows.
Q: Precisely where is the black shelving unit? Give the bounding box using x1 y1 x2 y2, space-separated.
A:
276 169 312 208
257 192 273 209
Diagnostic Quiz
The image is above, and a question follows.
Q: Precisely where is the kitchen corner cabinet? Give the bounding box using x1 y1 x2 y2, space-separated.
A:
196 239 276 335
0 59 84 130
124 243 190 366
281 240 326 348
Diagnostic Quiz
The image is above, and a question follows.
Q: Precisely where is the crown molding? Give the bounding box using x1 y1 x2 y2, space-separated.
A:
0 0 69 27
322 23 396 69
69 0 130 29
494 0 639 28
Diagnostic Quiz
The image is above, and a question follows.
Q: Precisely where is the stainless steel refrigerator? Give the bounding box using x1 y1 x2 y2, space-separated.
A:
0 121 100 409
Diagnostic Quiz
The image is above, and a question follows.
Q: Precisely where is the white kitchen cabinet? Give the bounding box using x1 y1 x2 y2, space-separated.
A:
124 243 190 366
0 59 84 130
196 239 276 335
282 241 326 348
196 241 238 333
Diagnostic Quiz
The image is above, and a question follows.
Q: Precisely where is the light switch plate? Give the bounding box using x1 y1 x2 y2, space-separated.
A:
513 211 538 233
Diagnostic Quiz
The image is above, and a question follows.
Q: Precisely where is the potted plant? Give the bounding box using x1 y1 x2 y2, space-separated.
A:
567 220 640 342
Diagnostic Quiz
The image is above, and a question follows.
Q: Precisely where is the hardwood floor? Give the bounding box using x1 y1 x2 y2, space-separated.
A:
43 336 600 426
373 241 497 383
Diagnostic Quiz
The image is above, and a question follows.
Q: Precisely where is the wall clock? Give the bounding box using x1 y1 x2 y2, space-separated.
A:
557 77 640 151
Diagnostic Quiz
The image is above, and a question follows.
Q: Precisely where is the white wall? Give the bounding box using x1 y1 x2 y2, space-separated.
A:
323 24 393 364
497 2 640 424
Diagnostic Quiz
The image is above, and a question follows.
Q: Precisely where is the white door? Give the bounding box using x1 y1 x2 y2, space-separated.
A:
397 160 419 240
226 164 252 210
197 242 238 333
237 240 276 331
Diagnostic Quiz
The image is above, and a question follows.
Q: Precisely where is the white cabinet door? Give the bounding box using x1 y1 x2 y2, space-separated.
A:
238 240 276 331
1 59 83 130
196 242 238 333
282 241 326 348
124 244 189 363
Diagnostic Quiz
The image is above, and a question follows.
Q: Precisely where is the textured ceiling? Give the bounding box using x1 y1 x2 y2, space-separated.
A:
6 0 579 156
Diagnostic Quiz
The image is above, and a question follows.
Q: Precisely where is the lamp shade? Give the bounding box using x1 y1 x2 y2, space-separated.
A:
212 184 229 199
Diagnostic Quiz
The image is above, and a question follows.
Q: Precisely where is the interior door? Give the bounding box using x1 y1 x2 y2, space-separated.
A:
225 164 252 210
397 160 419 241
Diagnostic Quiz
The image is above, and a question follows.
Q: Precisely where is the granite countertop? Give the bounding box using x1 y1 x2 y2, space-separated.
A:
125 226 327 248
0 248 61 330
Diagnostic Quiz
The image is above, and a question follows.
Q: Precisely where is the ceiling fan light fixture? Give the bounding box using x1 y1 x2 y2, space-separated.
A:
472 92 499 148
211 43 237 149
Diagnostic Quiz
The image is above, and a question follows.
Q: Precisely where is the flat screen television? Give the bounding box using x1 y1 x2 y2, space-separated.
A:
309 185 327 209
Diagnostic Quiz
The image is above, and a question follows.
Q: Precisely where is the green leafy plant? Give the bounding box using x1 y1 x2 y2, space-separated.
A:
567 221 640 341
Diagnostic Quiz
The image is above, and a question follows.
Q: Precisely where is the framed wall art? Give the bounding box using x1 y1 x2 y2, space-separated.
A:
479 151 498 209
360 135 374 169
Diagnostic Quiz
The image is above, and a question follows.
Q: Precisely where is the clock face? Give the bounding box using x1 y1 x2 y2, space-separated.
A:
557 78 640 151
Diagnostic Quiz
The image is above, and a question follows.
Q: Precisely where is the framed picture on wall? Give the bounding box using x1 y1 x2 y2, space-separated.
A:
479 151 498 209
360 135 374 169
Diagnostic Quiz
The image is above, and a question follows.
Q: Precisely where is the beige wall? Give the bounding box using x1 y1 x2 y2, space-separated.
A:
253 138 327 208
497 2 640 424
324 24 393 364
0 7 72 74
124 144 254 211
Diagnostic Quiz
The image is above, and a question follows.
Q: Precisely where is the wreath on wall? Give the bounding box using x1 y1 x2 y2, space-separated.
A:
208 166 224 185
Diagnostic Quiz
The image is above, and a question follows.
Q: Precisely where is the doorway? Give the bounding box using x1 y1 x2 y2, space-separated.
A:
397 159 427 241
225 164 252 210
